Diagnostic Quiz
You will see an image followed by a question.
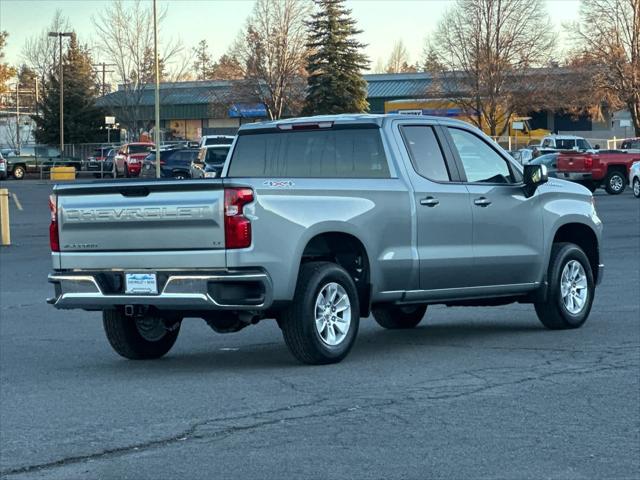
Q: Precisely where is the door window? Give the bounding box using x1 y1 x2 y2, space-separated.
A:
448 128 515 184
400 126 450 182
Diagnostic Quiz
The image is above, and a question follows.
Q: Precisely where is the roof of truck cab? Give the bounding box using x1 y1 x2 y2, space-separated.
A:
238 113 470 131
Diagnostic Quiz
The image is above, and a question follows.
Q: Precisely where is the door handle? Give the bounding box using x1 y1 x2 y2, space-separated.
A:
420 196 440 207
474 197 492 207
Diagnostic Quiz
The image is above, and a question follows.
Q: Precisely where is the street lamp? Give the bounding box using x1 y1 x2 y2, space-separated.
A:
48 32 73 158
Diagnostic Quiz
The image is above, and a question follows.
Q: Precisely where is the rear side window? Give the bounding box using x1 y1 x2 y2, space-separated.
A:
205 137 234 145
228 128 390 178
400 126 450 181
205 147 230 164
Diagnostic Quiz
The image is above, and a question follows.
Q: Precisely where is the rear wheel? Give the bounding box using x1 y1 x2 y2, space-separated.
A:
124 163 130 178
372 305 427 329
280 262 360 365
604 170 626 194
173 172 188 180
12 165 25 180
535 243 594 330
103 310 180 359
633 178 640 198
578 181 597 193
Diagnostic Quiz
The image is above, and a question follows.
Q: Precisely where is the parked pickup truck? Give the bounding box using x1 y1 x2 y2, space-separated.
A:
47 115 604 365
556 150 640 194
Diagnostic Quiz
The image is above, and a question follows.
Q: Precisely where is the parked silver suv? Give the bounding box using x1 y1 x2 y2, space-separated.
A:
48 115 604 364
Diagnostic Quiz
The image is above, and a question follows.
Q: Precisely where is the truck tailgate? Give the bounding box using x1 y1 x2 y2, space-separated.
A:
54 180 226 269
557 153 591 172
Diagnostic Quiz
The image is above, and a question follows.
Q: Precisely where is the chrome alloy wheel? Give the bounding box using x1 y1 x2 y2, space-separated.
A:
135 316 167 342
633 178 640 197
610 174 624 192
560 260 589 315
314 282 351 346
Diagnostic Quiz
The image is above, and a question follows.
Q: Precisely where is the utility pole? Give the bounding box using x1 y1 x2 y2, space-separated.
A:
48 32 72 157
92 62 115 96
153 0 161 178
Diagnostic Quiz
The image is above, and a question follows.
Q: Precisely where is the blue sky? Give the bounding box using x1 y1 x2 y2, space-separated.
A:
1 0 581 70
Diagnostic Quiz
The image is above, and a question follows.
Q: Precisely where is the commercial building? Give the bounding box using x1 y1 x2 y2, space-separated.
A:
96 71 627 142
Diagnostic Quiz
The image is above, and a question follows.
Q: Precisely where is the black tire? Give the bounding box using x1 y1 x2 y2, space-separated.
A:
604 170 626 195
124 163 130 178
280 261 360 365
372 305 427 329
534 243 595 330
103 310 180 360
12 165 25 180
173 173 188 180
633 178 640 198
578 181 597 193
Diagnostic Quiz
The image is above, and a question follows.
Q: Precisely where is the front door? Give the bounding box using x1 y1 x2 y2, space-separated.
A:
443 126 544 287
395 123 474 291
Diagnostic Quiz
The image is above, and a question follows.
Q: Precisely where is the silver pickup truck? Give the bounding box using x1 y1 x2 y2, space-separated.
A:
48 114 604 364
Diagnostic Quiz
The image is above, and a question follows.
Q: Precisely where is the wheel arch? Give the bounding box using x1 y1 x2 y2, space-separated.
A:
298 230 372 317
551 222 600 283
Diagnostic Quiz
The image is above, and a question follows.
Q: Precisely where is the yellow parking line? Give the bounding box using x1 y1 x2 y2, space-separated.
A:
11 193 23 211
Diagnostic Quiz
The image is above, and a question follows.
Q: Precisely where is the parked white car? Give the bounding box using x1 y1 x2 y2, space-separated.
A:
539 135 594 152
630 160 640 198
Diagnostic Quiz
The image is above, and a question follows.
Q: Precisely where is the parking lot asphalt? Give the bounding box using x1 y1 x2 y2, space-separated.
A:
0 179 638 480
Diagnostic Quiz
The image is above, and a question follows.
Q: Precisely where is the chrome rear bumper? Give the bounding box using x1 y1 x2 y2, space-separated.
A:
48 270 273 311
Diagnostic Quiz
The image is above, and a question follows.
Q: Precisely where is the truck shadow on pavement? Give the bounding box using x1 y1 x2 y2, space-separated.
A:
84 319 550 374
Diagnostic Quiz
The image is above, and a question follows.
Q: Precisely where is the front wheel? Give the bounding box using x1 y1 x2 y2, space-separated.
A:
633 178 640 198
373 305 427 329
103 310 180 359
604 170 626 194
280 262 360 365
535 243 595 330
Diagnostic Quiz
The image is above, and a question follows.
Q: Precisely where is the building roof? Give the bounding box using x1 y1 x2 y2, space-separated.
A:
362 73 434 98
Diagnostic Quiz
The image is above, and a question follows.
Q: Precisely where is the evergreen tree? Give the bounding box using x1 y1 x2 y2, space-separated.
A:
192 39 214 80
33 34 106 145
303 0 369 115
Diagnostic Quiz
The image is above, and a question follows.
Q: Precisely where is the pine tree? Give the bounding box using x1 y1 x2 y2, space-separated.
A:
33 34 106 145
303 0 369 115
192 39 214 80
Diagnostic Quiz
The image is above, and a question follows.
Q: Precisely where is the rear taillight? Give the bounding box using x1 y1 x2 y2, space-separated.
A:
584 156 593 169
224 187 253 249
49 194 59 252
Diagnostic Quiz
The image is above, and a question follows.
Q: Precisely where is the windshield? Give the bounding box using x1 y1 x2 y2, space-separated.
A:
205 147 230 164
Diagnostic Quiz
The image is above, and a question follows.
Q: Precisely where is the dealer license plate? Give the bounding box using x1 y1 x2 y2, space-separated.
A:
125 273 158 294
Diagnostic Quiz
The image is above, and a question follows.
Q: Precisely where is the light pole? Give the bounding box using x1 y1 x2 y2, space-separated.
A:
153 0 161 178
48 32 72 158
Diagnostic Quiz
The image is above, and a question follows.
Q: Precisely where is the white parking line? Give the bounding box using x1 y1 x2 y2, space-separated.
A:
11 193 23 211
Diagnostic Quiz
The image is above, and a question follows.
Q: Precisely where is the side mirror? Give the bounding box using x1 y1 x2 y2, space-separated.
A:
523 164 548 197
594 144 600 150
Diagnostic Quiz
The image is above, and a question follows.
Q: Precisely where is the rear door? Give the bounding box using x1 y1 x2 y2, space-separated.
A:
394 121 475 291
443 126 544 287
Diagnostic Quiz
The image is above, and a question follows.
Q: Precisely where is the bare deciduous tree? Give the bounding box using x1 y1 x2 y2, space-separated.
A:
21 11 70 92
92 0 187 137
572 0 640 136
231 0 310 119
385 40 415 73
427 0 556 136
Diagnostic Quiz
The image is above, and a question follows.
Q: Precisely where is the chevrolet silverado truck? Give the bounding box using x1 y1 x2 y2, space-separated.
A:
557 150 640 194
47 115 604 365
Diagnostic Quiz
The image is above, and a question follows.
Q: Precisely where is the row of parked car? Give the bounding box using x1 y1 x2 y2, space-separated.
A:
508 136 640 196
0 135 235 181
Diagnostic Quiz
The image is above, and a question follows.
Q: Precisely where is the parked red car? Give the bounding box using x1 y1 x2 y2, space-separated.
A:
114 143 154 177
557 150 640 194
